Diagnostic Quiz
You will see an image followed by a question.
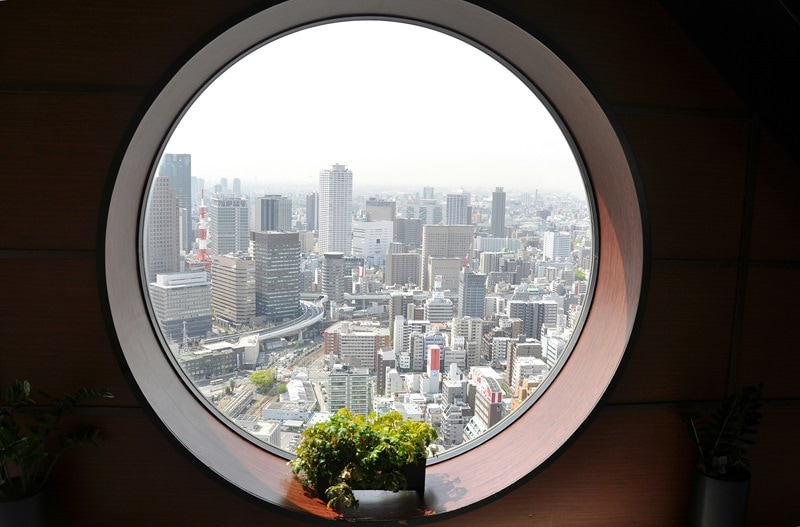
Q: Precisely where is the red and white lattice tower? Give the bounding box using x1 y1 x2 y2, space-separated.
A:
195 189 210 268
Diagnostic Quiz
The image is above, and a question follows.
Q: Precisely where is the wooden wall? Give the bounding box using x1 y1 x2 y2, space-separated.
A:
1 1 797 525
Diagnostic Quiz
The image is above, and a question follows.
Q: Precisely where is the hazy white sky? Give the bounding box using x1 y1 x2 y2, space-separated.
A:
164 20 584 194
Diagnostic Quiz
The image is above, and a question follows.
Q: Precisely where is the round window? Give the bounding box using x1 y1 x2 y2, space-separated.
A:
102 0 644 521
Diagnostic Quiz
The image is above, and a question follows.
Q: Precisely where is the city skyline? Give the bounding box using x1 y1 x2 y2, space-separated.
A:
163 20 585 194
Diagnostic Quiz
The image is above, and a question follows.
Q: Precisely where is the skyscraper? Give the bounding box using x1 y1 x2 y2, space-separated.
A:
208 195 249 256
254 195 292 232
306 192 318 232
210 253 255 326
251 231 301 323
458 267 487 318
159 153 192 252
491 187 506 237
145 175 181 283
446 191 471 225
318 163 353 254
321 252 346 305
420 224 475 290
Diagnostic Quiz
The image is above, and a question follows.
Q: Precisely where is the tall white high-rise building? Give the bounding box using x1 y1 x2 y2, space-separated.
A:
318 163 353 254
543 231 571 262
446 191 471 225
208 195 249 256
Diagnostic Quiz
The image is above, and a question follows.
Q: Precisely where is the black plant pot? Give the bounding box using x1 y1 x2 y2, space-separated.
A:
688 469 750 527
317 458 426 498
0 492 49 527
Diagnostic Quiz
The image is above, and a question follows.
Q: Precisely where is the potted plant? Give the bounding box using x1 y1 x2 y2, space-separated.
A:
679 383 763 527
290 408 437 510
0 379 114 524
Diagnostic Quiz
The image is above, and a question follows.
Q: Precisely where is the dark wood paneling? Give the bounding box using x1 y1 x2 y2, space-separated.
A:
49 411 310 527
0 258 135 405
618 114 751 261
497 0 745 111
0 93 142 250
0 0 263 87
746 403 800 526
609 264 737 404
738 267 800 399
434 405 695 526
749 130 800 261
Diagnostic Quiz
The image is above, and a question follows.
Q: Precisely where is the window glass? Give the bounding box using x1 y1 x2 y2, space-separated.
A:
142 20 594 460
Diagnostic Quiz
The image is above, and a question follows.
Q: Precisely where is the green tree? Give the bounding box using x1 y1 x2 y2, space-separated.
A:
574 269 586 281
277 383 288 395
249 368 276 392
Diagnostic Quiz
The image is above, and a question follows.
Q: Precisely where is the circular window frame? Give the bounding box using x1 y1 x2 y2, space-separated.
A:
102 0 645 521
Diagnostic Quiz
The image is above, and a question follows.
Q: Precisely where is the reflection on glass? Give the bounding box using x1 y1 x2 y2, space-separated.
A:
142 20 594 459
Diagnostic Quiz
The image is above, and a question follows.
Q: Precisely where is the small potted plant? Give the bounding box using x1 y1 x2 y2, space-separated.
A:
679 383 763 527
0 379 114 524
290 408 437 510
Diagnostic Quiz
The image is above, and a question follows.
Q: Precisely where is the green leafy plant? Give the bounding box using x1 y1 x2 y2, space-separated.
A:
679 383 763 481
290 408 437 509
0 380 114 500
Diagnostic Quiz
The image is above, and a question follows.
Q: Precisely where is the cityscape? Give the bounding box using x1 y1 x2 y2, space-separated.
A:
144 155 593 458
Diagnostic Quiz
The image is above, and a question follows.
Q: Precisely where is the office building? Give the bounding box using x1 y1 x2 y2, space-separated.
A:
324 321 390 372
507 338 543 385
509 300 559 340
365 198 396 222
208 195 249 256
321 252 346 305
305 192 318 232
394 217 423 248
451 316 484 371
543 231 571 262
405 199 442 226
458 267 487 318
510 356 548 395
385 251 421 287
446 191 471 225
210 253 255 326
251 231 301 323
318 163 353 254
424 291 454 323
254 195 292 232
352 220 393 267
420 224 474 290
159 153 192 252
145 175 181 283
148 271 212 341
491 186 506 237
